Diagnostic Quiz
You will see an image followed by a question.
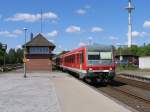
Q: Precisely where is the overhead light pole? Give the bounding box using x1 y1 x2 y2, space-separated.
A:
23 28 28 78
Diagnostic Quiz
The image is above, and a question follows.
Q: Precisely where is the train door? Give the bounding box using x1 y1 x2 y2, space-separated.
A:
79 52 83 69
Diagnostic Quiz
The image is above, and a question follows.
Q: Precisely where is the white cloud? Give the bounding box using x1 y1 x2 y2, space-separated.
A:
78 42 87 47
66 25 81 33
116 43 121 46
132 31 140 37
51 20 58 24
88 37 93 45
109 36 118 40
76 4 91 16
85 5 91 9
58 45 62 49
143 20 150 28
0 29 23 38
6 11 58 22
47 30 58 37
131 31 148 37
88 36 93 40
13 29 23 35
91 27 103 32
16 44 22 49
76 9 86 15
48 39 55 43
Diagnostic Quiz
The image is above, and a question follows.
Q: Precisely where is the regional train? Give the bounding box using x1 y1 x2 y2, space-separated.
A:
53 44 116 83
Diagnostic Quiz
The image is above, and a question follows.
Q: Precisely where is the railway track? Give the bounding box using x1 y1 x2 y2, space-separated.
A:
98 87 150 112
0 64 23 72
115 75 150 91
66 71 150 112
96 79 150 112
107 85 150 104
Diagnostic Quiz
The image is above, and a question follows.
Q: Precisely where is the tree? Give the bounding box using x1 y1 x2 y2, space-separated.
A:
7 48 17 64
0 43 4 65
16 48 23 63
130 45 139 56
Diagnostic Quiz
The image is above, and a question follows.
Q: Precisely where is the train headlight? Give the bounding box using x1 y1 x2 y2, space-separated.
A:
89 68 93 71
88 68 93 73
109 67 113 70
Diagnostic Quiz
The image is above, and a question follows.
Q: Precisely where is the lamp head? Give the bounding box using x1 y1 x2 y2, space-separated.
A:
23 28 28 30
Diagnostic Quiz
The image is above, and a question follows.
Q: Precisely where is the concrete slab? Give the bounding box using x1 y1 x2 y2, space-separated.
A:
0 72 61 112
51 72 133 112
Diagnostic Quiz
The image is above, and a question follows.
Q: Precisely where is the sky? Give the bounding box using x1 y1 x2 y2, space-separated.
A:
0 0 150 53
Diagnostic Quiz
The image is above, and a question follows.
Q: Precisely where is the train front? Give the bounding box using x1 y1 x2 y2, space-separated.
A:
85 45 115 83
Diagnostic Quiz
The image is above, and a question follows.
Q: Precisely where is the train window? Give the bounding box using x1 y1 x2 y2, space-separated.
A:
72 55 75 63
100 52 112 60
80 53 84 64
88 52 100 60
77 54 80 64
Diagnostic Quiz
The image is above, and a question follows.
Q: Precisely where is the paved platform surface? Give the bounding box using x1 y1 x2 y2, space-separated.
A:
0 72 61 112
0 71 134 112
51 72 134 112
118 71 150 80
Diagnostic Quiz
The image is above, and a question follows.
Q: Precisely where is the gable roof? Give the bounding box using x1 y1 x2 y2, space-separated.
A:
24 33 55 50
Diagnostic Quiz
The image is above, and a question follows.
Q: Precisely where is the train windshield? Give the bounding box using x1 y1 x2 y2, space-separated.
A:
88 51 112 65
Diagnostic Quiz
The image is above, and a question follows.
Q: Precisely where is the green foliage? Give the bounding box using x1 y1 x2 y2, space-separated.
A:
116 64 138 72
7 48 17 64
116 44 150 57
0 42 23 65
0 43 4 65
16 48 23 63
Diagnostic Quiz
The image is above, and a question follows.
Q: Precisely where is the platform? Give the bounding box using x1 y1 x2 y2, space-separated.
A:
118 71 150 81
0 71 135 112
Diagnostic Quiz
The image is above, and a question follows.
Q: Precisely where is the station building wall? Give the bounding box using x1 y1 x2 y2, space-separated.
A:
139 57 150 69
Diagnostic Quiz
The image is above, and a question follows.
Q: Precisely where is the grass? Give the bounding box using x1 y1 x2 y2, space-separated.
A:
116 64 150 73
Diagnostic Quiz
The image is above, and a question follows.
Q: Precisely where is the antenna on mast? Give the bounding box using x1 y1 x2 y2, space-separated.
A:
126 0 135 48
40 9 43 33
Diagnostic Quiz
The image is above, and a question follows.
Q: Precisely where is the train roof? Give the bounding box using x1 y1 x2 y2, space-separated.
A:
85 44 113 51
59 44 114 57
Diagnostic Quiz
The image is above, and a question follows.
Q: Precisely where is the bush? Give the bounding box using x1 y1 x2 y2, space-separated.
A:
116 64 138 72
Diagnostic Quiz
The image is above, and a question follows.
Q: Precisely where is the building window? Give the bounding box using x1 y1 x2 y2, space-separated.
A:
29 47 49 54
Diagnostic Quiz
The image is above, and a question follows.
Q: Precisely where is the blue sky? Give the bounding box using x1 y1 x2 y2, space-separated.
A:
0 0 150 52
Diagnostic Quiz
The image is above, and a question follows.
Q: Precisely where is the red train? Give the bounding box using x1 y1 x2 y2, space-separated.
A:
53 44 116 83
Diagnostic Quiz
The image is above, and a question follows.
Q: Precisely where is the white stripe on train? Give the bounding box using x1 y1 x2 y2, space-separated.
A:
60 65 112 74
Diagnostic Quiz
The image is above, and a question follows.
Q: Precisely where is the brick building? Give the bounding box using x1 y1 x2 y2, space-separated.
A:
24 33 55 71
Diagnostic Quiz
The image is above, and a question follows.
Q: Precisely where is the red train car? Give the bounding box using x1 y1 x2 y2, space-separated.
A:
54 44 116 83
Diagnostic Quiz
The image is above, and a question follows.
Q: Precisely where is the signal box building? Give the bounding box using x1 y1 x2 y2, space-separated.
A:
24 33 55 71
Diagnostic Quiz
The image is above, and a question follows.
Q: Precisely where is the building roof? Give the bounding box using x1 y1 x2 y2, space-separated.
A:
115 49 138 57
24 33 55 50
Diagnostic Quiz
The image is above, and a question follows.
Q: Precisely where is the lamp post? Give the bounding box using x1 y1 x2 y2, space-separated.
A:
2 44 7 72
23 28 27 78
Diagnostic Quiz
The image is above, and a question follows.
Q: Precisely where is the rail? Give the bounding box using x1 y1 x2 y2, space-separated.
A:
0 64 23 72
108 86 150 104
118 73 150 82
